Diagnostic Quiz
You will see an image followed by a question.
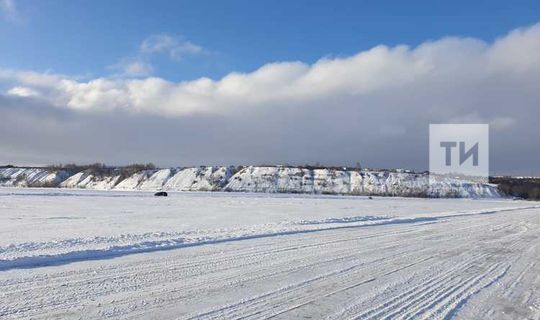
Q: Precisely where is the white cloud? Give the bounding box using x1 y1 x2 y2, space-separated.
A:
0 69 64 87
107 60 154 77
3 22 540 119
140 34 203 60
106 34 202 78
7 86 39 97
123 61 153 77
1 22 539 118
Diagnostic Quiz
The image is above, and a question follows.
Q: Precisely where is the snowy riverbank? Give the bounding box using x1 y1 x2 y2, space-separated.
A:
0 166 500 198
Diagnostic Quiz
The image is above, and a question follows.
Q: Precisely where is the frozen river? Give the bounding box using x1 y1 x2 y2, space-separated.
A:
0 189 538 319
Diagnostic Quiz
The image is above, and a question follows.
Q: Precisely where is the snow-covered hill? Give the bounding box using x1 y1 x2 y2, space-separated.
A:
0 167 70 188
0 165 501 198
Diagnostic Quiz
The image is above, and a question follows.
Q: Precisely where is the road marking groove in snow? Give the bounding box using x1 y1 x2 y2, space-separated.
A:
1 205 537 271
1 205 539 319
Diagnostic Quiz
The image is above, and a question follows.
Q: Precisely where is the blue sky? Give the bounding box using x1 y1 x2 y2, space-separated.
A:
1 1 540 174
2 0 540 81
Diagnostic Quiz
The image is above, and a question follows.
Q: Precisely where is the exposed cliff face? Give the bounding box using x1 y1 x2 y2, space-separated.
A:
164 166 235 191
0 167 70 188
0 166 500 198
60 172 120 190
222 166 500 198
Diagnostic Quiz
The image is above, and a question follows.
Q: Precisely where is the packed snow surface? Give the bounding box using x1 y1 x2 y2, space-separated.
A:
0 166 501 198
0 188 538 319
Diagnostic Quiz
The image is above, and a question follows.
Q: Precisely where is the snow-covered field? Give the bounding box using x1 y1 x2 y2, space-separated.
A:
0 188 539 319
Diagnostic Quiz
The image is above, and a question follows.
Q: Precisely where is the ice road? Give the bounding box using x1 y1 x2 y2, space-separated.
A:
0 189 538 319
